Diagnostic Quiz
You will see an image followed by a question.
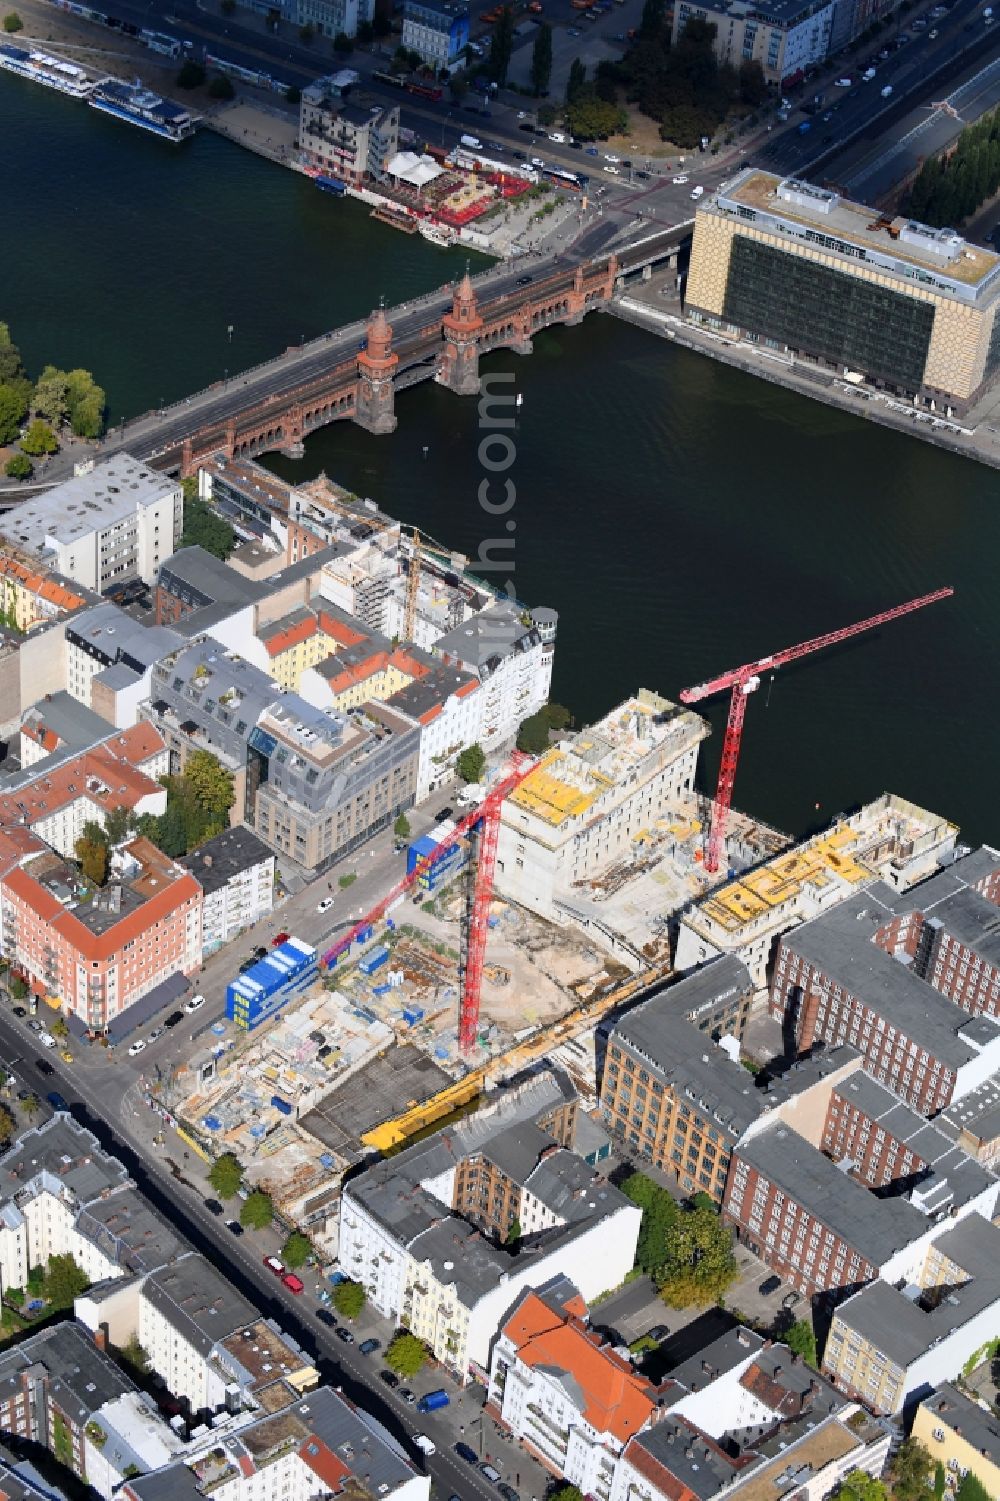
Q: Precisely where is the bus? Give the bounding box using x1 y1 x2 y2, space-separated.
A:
543 165 583 189
371 69 443 102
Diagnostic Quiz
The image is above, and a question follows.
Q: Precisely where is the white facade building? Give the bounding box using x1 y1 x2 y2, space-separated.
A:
496 688 707 923
433 600 555 753
180 826 275 952
0 456 183 593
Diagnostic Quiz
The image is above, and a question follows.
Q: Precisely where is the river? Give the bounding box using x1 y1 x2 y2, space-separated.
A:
5 73 999 846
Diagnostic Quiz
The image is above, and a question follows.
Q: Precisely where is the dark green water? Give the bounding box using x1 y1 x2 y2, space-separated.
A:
6 74 999 845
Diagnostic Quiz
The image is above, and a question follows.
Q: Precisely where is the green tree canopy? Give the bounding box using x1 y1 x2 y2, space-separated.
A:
566 57 587 105
2 13 23 32
8 975 27 1000
119 1332 150 1372
44 1253 89 1308
655 1204 737 1308
517 710 551 754
208 1153 243 1199
891 1440 934 1501
530 22 553 96
456 743 486 783
836 1472 888 1501
177 59 206 88
4 454 32 481
0 384 28 446
180 497 236 558
549 1488 584 1501
63 368 106 437
281 1232 312 1269
209 73 235 98
32 366 69 424
240 1190 273 1229
0 324 25 384
489 5 515 84
333 29 353 52
385 1331 428 1377
783 1318 817 1367
104 805 136 846
75 833 107 888
565 91 628 140
622 1171 680 1273
394 812 411 840
332 1279 366 1319
21 1093 39 1119
20 419 58 457
186 749 235 821
956 1474 992 1501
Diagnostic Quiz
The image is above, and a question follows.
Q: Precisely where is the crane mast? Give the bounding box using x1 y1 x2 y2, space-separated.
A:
680 587 954 875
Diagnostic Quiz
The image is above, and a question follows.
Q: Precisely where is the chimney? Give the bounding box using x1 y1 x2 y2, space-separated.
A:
93 1326 108 1352
203 854 213 867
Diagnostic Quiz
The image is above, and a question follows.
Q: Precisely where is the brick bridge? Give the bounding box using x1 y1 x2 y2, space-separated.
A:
109 227 688 475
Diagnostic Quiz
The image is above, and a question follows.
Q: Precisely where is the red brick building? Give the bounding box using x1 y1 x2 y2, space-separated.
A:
1 837 203 1032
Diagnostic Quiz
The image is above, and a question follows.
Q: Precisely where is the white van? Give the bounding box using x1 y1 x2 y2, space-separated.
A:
413 1434 436 1456
460 133 483 150
690 185 704 200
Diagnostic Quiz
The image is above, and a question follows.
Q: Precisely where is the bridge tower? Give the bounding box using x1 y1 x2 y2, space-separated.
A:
355 306 399 435
439 271 483 396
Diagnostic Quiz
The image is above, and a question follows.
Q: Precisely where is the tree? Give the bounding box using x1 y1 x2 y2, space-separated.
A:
186 750 236 822
2 12 22 31
333 29 354 52
119 1332 150 1372
282 1231 312 1268
639 0 664 34
75 833 107 888
545 703 572 730
549 1489 584 1501
489 5 514 84
43 1253 89 1307
32 366 69 424
456 743 486 783
332 1279 366 1319
177 59 206 89
738 58 767 107
104 805 135 847
20 419 57 457
956 1476 992 1501
63 369 106 437
0 384 28 446
4 454 32 481
449 73 468 102
240 1190 273 1229
285 84 301 103
179 497 236 559
655 1205 737 1309
385 1331 428 1377
208 1152 243 1199
566 91 628 140
20 1093 38 1119
566 57 587 105
8 975 27 1000
209 73 236 99
622 1172 680 1273
50 1018 68 1040
394 812 411 840
0 324 24 384
505 1216 522 1248
891 1440 934 1501
783 1318 817 1367
836 1472 888 1501
0 1107 15 1147
517 710 551 754
530 22 552 96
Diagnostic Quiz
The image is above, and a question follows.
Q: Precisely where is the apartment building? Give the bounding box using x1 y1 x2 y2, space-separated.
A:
180 826 274 952
822 1214 1000 1415
0 554 89 632
433 599 555 751
145 638 419 873
0 457 183 592
0 721 167 862
939 1073 1000 1167
724 1105 997 1301
299 84 398 185
65 603 185 728
912 1383 1000 1499
401 0 469 68
123 1384 430 1501
772 874 1000 1115
339 1071 640 1380
675 793 957 987
672 0 834 86
1 838 202 1031
489 1281 661 1494
601 965 765 1202
497 690 708 926
687 171 1000 414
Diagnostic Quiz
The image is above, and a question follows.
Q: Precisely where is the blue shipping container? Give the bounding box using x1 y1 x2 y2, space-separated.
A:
359 946 389 976
271 1095 293 1116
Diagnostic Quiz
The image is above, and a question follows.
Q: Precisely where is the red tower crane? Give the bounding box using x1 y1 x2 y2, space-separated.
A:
680 588 954 876
321 751 535 1056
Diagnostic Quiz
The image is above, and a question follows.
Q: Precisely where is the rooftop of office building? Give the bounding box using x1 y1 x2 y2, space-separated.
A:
714 171 1000 295
0 456 177 552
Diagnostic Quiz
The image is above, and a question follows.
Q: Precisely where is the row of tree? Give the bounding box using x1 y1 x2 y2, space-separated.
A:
906 106 1000 227
1 324 106 478
618 11 767 148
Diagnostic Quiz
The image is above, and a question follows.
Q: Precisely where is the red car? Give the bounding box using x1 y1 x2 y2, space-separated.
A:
282 1272 304 1294
272 932 290 946
263 1255 285 1276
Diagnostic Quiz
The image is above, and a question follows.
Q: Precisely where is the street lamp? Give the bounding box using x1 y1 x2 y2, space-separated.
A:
227 323 234 343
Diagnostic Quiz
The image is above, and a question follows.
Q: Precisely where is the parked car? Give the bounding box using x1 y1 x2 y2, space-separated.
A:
263 1256 286 1276
479 1463 502 1484
413 1434 436 1457
60 1050 73 1064
46 1092 68 1111
604 165 620 175
12 1007 26 1019
35 1059 54 1076
585 146 599 156
184 993 206 1013
516 275 533 286
317 897 334 913
147 1027 163 1043
40 1033 56 1049
27 1020 43 1034
672 174 689 184
399 1388 416 1404
164 1010 184 1028
379 1369 400 1388
359 1338 381 1355
646 1324 669 1342
835 76 853 87
272 931 290 945
282 1272 305 1294
604 152 620 163
455 1441 478 1464
204 1198 224 1215
127 1039 146 1057
316 1308 337 1327
435 807 453 821
759 1274 782 1296
498 1486 520 1501
336 1327 355 1345
226 1220 243 1236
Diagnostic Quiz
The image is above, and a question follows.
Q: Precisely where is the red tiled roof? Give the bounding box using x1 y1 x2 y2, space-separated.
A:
264 615 319 657
316 611 367 648
0 726 166 835
297 1436 351 1492
502 1292 657 1443
0 553 87 613
2 862 201 963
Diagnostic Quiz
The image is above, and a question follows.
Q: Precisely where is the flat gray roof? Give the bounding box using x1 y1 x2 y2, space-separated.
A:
0 456 176 551
736 1123 926 1268
918 1382 1000 1466
0 1116 129 1211
142 1252 258 1357
0 1321 135 1421
181 825 273 895
940 1071 1000 1145
434 600 537 670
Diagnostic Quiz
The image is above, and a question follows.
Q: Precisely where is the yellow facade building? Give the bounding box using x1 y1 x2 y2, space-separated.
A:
686 169 1000 414
912 1383 1000 1498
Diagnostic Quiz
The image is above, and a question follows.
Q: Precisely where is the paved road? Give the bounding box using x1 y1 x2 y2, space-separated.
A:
0 1005 540 1500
